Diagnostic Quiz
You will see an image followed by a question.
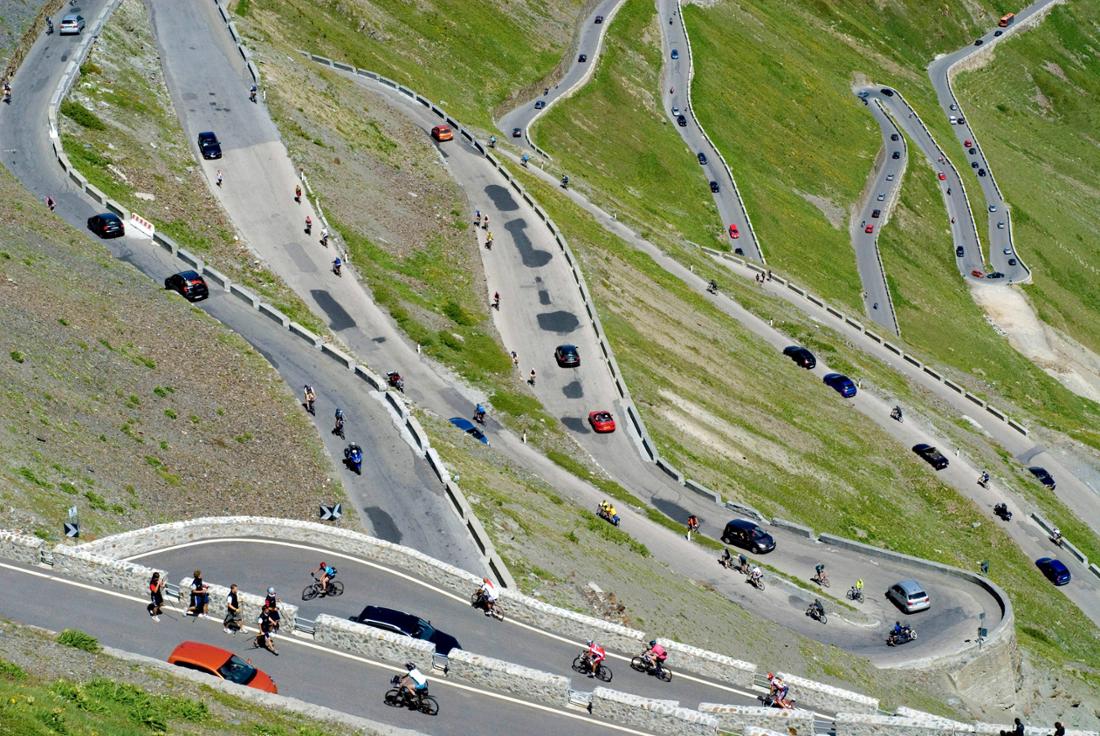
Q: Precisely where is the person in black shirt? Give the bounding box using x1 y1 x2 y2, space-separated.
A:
223 584 242 633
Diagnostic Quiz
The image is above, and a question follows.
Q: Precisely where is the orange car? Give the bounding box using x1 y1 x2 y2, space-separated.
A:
167 641 277 693
431 125 453 142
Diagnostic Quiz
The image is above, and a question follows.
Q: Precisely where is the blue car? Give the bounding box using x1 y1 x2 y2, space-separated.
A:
823 373 857 398
1036 558 1070 586
449 417 488 445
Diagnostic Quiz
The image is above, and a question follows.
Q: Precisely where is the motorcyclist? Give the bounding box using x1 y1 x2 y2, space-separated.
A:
1051 527 1063 545
474 403 486 423
707 279 718 294
320 227 329 246
485 230 493 249
978 470 990 486
604 502 618 524
521 152 530 167
45 195 56 211
767 673 789 703
813 563 828 586
809 598 825 619
891 405 903 421
642 640 667 674
475 577 498 616
305 215 312 233
854 578 864 595
400 662 428 700
582 640 606 677
46 18 54 34
528 368 536 385
560 174 569 188
344 442 362 467
303 385 316 414
333 408 345 435
332 257 342 275
386 371 404 391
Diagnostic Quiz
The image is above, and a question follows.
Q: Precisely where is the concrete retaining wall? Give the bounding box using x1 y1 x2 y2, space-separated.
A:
180 576 296 632
445 648 570 705
698 703 815 735
51 545 162 597
779 672 878 714
503 589 646 652
0 530 46 565
657 638 756 687
313 614 435 672
591 687 718 736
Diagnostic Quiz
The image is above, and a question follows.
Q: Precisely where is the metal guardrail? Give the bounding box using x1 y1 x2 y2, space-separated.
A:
294 616 316 635
431 652 450 673
38 547 54 566
566 689 593 710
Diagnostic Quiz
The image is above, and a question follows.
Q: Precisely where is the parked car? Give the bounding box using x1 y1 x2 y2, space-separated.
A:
356 606 461 655
164 270 210 302
430 125 453 142
87 213 125 239
782 345 816 369
168 641 277 693
823 373 857 398
709 181 720 193
956 245 965 258
449 417 488 445
886 579 930 613
197 131 222 159
58 14 85 35
555 344 581 367
1028 466 1056 490
912 443 949 470
721 519 775 554
588 410 616 433
1035 558 1071 586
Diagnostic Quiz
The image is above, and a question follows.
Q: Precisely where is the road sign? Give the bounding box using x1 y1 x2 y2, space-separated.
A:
319 503 342 521
64 521 79 538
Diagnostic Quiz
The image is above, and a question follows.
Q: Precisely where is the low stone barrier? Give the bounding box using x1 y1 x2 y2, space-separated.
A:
975 723 1097 736
0 530 46 565
51 545 161 597
180 577 296 632
591 687 718 736
698 703 815 735
779 672 878 714
445 649 570 705
657 639 756 687
836 713 973 736
314 614 435 672
502 589 645 653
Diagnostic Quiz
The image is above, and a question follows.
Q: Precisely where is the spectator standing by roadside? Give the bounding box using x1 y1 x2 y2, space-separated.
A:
187 570 209 617
147 571 165 622
685 514 699 541
223 584 242 634
1051 723 1064 736
1001 718 1025 736
215 169 223 187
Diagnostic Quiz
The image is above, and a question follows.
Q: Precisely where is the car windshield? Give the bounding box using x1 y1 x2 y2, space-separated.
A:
218 654 258 685
751 529 767 540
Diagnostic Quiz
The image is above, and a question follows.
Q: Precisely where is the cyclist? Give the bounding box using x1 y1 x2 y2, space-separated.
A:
737 552 749 573
333 408 345 436
317 561 337 594
303 385 316 414
855 578 864 593
475 577 498 616
400 662 428 700
814 563 828 586
642 640 667 674
583 639 606 677
263 587 278 614
719 547 734 569
749 565 764 587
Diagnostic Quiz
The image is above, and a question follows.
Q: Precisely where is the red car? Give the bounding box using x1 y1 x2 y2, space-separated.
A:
864 224 874 234
964 139 972 147
588 411 616 433
937 172 947 181
168 641 277 693
728 224 740 239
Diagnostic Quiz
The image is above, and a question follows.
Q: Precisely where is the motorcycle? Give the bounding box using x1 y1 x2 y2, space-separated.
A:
386 371 405 393
806 601 827 624
46 20 54 35
344 444 363 475
596 505 621 526
383 675 439 716
560 175 569 189
977 472 990 488
846 586 865 603
890 406 903 423
473 407 486 425
470 590 504 621
706 280 718 295
629 655 672 682
993 503 1012 522
887 627 917 646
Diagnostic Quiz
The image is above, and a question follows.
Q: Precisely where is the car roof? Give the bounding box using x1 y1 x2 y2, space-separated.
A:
168 640 231 667
1038 557 1067 570
823 372 848 381
913 443 933 451
198 131 218 139
61 14 81 21
557 344 578 351
726 518 760 531
450 417 475 431
178 270 202 280
96 212 122 222
893 579 926 594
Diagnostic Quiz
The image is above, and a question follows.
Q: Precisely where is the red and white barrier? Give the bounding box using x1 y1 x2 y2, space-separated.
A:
129 211 155 238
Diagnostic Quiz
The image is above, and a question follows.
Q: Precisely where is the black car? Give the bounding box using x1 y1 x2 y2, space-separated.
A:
555 344 580 368
87 212 125 239
956 245 965 258
709 181 720 193
578 54 587 63
165 270 210 302
782 345 816 369
890 133 899 142
534 100 545 110
978 168 986 177
880 88 894 97
972 161 979 168
511 127 522 137
872 208 881 218
197 131 222 159
975 38 984 46
994 30 1003 37
721 519 775 554
891 151 900 160
697 152 707 165
912 443 949 470
957 116 965 125
355 606 460 656
1028 466 1056 489
677 115 687 127
594 14 604 23
1007 258 1017 266
968 147 977 155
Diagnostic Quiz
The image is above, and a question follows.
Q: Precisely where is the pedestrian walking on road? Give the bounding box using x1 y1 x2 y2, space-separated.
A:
474 209 481 226
686 514 699 541
1000 718 1024 736
294 184 302 203
223 583 242 633
511 351 519 368
45 195 56 211
215 169 223 187
766 270 772 281
1052 723 1065 736
528 369 537 386
147 571 165 622
482 214 489 231
187 570 209 617
492 291 500 310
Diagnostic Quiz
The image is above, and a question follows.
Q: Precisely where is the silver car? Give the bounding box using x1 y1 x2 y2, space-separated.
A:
59 14 85 35
886 579 930 613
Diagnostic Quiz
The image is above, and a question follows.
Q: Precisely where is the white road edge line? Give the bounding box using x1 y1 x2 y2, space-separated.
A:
128 538 765 700
0 559 655 735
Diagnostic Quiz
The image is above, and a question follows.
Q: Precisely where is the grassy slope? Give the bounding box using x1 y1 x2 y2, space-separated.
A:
509 163 1100 677
234 0 584 130
954 4 1100 355
0 163 341 539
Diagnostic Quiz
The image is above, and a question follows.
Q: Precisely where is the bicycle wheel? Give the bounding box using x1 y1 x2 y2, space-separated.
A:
327 580 344 597
418 695 440 716
571 655 586 675
595 664 612 682
383 688 403 707
658 667 672 683
846 588 855 600
630 656 646 673
302 584 318 602
821 577 831 588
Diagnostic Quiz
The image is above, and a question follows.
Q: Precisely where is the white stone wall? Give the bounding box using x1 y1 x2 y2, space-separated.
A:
698 702 815 735
51 545 163 598
445 648 570 705
313 613 435 672
657 637 756 687
0 530 45 565
591 687 719 736
780 671 879 714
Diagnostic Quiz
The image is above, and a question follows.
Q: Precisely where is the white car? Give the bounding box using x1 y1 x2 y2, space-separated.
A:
59 14 85 35
877 193 886 201
1003 247 1013 255
886 174 895 182
671 106 680 116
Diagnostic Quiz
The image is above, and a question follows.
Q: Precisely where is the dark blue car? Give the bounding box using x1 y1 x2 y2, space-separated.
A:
449 417 488 445
823 373 857 398
1036 557 1070 586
